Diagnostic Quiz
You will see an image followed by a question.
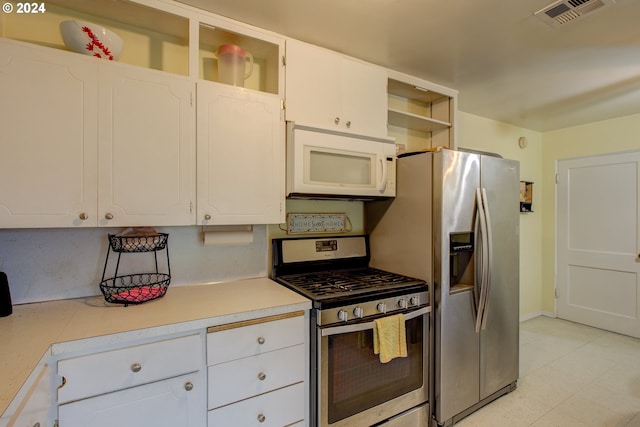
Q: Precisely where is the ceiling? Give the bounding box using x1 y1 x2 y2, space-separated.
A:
180 0 640 132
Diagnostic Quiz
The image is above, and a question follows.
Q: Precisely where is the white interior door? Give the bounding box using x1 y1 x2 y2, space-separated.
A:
557 151 640 337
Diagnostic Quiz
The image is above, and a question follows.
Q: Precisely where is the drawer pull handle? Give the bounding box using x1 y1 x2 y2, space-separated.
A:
257 414 266 423
131 362 142 373
184 381 194 391
258 372 266 381
257 336 266 345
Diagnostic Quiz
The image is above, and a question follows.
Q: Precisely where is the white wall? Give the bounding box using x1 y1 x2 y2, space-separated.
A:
458 112 543 319
0 226 268 304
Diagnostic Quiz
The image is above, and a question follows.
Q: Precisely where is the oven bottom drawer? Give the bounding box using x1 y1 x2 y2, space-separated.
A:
207 382 305 426
381 403 430 426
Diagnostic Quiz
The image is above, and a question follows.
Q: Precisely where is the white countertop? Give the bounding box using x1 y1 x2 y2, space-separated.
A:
0 277 310 416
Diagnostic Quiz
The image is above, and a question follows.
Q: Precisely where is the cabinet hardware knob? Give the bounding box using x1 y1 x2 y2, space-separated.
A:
204 214 211 220
104 213 114 220
346 120 351 128
334 117 340 125
79 212 88 221
257 414 266 423
258 372 266 381
257 336 265 345
184 382 194 391
33 423 40 427
130 362 142 373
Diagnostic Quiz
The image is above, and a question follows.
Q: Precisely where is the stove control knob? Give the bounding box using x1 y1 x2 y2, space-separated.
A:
337 310 348 322
353 307 364 318
398 298 408 309
409 296 420 306
376 303 387 314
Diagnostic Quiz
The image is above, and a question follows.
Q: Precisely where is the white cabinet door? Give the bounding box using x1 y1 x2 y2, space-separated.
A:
0 39 98 228
197 81 284 225
58 372 204 427
285 39 341 130
98 63 196 227
285 39 387 138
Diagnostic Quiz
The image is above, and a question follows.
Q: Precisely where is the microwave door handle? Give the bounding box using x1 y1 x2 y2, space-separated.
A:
376 154 387 192
321 306 430 336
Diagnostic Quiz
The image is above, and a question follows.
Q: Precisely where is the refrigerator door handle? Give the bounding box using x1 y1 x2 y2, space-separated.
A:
474 188 489 333
480 187 494 330
475 188 493 333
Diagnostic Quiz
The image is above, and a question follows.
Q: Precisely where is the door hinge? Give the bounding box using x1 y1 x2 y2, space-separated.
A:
281 99 285 110
190 201 193 214
282 55 286 66
555 173 559 184
555 288 559 299
190 92 194 107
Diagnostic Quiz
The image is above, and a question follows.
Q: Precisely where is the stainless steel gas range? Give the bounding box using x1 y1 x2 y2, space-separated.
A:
272 235 431 427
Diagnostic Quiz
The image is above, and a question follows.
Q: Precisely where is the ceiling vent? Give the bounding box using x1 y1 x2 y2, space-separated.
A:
534 0 615 27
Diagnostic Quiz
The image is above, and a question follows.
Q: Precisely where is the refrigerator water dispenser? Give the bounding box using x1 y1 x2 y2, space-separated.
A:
449 232 475 293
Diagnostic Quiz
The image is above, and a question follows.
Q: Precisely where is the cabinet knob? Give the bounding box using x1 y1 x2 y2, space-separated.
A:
257 336 266 345
334 117 340 125
258 372 266 381
130 362 142 373
204 214 211 221
104 213 114 220
346 120 352 128
257 414 266 423
78 212 88 221
184 381 194 391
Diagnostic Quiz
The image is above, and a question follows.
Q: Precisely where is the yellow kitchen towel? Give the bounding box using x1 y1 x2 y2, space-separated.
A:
373 313 407 363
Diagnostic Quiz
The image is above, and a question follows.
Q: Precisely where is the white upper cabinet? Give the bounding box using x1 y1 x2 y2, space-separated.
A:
0 38 195 228
196 81 285 225
98 63 195 227
196 18 285 225
0 39 99 228
285 39 388 139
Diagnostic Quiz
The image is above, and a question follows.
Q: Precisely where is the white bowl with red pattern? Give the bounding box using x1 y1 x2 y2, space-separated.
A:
59 20 123 61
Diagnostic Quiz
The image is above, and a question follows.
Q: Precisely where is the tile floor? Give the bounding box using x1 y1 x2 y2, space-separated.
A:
456 316 640 427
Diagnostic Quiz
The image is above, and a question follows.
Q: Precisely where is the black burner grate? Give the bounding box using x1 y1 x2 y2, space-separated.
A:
277 268 422 299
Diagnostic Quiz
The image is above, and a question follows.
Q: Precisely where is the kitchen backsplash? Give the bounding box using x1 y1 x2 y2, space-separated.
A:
0 226 268 304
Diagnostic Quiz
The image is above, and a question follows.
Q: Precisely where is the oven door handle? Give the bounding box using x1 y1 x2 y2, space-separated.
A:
320 306 430 336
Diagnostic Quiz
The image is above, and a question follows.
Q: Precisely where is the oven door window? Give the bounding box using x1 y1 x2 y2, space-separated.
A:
325 315 424 424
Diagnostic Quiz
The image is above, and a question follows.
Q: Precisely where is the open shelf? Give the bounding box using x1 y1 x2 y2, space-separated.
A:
387 77 455 152
388 108 451 132
199 24 280 94
1 0 190 75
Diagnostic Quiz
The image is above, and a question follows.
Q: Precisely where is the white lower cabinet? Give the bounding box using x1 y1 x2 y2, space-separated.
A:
56 334 205 427
58 372 202 427
206 313 307 426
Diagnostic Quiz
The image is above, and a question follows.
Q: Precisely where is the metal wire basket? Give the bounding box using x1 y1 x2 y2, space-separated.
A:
100 233 171 306
99 273 170 304
108 233 169 253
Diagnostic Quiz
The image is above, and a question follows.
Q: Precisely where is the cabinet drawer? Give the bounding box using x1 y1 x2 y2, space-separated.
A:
207 382 305 427
208 344 305 409
58 334 202 404
206 313 304 365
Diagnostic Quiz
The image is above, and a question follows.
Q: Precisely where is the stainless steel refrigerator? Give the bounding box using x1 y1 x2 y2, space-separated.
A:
367 148 519 426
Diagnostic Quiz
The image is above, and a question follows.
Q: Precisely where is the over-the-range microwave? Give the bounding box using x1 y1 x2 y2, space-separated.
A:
286 123 396 200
